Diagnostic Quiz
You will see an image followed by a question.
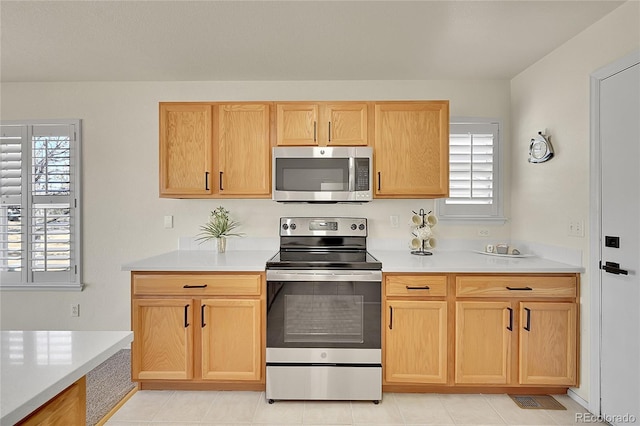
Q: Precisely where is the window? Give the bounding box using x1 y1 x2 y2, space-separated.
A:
0 120 82 290
437 119 504 221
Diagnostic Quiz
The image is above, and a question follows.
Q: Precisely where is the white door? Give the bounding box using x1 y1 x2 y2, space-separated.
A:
599 60 640 424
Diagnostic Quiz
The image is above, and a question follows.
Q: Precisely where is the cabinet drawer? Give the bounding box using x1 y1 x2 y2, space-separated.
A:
456 275 576 298
386 275 447 297
133 274 262 296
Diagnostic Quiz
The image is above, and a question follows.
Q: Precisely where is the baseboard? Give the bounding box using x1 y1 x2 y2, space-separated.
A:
567 388 590 410
95 385 138 426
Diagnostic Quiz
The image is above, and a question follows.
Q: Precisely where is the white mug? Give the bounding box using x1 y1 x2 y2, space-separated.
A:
411 214 422 226
410 238 421 249
424 237 436 249
426 214 438 227
485 244 495 253
415 226 432 240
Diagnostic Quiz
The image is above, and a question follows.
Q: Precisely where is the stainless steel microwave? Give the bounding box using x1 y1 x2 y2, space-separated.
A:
272 146 373 202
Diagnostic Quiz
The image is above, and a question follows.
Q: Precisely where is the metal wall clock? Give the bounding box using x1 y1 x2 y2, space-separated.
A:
528 131 554 163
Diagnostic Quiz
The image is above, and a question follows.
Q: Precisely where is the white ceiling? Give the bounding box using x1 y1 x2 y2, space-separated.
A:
0 0 625 82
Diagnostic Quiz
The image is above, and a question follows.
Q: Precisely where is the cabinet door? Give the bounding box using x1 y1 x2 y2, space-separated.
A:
374 102 449 198
276 103 319 146
159 104 213 196
385 300 447 384
519 302 577 385
18 377 86 425
323 103 368 146
201 299 261 381
132 299 194 380
455 301 511 384
217 104 271 196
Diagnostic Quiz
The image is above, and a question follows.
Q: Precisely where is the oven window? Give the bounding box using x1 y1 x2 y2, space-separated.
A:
275 158 349 192
267 280 381 349
284 294 364 343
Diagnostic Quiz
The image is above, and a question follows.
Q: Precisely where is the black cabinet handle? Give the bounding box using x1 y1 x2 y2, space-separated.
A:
184 304 190 328
377 172 381 191
201 305 206 328
219 171 224 190
406 285 430 290
205 172 210 191
507 307 513 331
183 284 208 289
313 121 317 142
328 122 332 142
506 286 533 291
389 306 393 330
524 307 531 331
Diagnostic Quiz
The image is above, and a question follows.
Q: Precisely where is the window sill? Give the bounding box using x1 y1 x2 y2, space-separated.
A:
0 284 84 292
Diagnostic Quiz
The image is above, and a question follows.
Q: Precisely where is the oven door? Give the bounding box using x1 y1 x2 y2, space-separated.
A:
266 270 381 352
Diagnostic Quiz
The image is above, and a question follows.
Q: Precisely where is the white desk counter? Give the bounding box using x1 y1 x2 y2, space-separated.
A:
0 330 133 425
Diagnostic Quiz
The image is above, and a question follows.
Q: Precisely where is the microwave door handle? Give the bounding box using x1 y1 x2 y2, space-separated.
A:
348 157 355 191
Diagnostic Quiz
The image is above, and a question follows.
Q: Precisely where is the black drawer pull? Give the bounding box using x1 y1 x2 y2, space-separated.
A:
205 172 210 191
183 284 208 289
507 307 513 331
389 306 393 330
184 304 190 328
506 286 533 291
406 285 430 290
201 305 206 328
219 171 224 190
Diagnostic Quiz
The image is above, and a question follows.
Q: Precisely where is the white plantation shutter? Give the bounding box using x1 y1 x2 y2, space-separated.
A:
437 120 503 221
0 121 81 290
1 125 27 283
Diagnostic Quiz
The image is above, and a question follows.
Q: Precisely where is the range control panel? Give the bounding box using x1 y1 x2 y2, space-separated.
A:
280 217 367 237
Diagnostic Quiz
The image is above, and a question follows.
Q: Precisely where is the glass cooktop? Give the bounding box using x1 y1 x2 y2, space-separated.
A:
266 250 382 270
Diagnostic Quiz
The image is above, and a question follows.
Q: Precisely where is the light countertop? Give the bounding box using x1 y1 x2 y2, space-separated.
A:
122 249 582 274
122 250 275 272
0 330 133 425
372 250 583 273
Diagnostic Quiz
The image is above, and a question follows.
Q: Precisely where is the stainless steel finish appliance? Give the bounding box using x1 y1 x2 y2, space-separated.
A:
272 147 373 202
266 217 382 403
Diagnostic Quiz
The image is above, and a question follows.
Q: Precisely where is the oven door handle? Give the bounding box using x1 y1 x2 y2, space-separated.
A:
266 270 382 282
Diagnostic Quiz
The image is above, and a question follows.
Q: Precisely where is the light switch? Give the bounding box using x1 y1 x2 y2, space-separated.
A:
164 215 173 229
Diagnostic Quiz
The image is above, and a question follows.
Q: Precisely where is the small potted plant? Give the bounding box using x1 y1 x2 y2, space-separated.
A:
196 206 243 253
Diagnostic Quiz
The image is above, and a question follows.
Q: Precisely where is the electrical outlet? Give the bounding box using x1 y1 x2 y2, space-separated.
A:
71 304 80 317
478 228 490 237
390 215 399 228
164 215 173 229
568 219 585 237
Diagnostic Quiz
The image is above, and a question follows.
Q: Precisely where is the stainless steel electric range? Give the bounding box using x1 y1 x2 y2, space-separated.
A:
265 217 382 404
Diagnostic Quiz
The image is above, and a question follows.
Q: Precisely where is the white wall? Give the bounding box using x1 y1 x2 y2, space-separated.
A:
510 0 639 403
0 80 511 332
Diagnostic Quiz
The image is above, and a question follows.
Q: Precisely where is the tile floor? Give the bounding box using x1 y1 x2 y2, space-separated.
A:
106 391 606 425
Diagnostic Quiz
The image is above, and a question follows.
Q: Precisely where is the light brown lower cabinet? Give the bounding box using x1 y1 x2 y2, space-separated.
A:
17 376 86 425
383 272 579 392
383 274 448 385
518 301 577 385
384 299 448 384
455 301 511 384
131 272 264 389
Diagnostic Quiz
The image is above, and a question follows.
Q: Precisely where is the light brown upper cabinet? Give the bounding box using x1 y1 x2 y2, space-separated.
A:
374 101 449 198
215 103 271 197
276 102 369 146
159 103 213 197
159 102 271 198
